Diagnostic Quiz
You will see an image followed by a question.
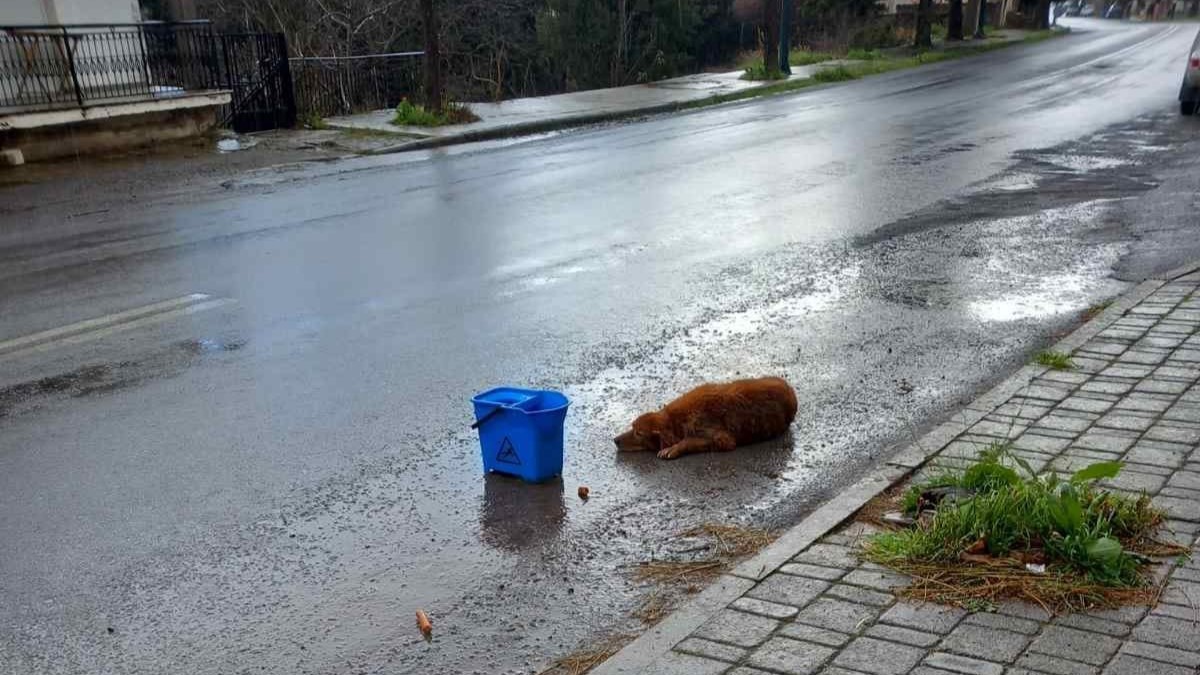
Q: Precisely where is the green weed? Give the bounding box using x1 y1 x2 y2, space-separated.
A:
1035 350 1076 370
812 65 859 83
866 449 1173 594
741 62 788 81
392 99 479 127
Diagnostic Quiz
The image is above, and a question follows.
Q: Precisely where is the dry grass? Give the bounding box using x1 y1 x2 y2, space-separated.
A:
539 635 635 675
631 523 776 583
632 592 673 625
884 560 1170 615
854 484 909 529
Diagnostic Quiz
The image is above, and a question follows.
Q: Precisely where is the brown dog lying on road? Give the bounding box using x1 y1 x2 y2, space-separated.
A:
614 377 798 460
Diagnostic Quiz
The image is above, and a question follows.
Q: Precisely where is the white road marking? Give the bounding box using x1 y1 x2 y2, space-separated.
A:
0 294 234 360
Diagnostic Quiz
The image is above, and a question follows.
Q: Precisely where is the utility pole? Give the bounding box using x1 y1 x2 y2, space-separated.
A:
421 0 442 112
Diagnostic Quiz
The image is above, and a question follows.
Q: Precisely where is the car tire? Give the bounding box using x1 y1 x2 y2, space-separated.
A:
1182 100 1197 116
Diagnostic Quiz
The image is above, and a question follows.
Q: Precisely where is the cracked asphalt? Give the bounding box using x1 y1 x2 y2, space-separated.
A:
1 17 1199 675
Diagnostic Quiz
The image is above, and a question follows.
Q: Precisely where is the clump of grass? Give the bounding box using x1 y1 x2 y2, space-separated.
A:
864 447 1185 612
1035 350 1076 370
299 112 328 130
742 62 788 81
392 99 479 127
846 48 884 60
539 635 634 675
813 65 859 83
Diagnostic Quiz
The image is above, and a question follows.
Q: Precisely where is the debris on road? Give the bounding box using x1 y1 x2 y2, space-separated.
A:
577 486 590 500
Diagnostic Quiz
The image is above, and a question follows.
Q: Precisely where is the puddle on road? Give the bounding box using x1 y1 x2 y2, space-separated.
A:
1041 153 1135 173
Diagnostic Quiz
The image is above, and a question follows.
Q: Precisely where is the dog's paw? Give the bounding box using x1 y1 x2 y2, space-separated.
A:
656 447 679 460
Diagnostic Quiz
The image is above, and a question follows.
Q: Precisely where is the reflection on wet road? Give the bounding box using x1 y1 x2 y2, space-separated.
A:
2 17 1200 675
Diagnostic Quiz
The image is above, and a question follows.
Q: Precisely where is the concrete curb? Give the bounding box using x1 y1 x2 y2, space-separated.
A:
590 260 1200 675
354 32 1069 158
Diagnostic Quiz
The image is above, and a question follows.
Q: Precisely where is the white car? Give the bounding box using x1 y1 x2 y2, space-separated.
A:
1181 30 1200 116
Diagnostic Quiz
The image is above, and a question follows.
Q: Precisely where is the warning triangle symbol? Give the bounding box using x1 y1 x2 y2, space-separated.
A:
495 437 521 465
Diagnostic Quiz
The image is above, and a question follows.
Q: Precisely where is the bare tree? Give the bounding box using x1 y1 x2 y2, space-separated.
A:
763 0 780 76
947 0 964 40
420 0 441 109
915 0 933 48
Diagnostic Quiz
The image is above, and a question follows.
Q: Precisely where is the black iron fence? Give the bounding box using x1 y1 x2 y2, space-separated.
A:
289 52 424 119
0 21 218 113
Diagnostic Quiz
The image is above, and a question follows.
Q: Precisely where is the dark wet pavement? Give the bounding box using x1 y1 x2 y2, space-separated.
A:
2 18 1200 675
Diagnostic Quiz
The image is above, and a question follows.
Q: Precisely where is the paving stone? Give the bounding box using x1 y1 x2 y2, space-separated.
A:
1129 304 1173 316
1137 335 1187 349
1012 653 1099 675
1152 495 1200 522
1144 424 1200 445
1052 454 1116 474
864 623 939 647
878 601 966 634
840 568 910 592
1022 384 1073 402
694 609 781 647
1053 613 1130 637
1095 413 1156 432
1074 430 1138 454
675 637 748 663
1159 486 1200 500
1013 433 1074 454
1166 468 1200 487
779 562 849 581
1113 393 1175 413
745 637 835 675
1073 357 1113 374
1040 370 1091 385
645 651 732 675
833 637 924 675
793 544 859 570
1097 328 1144 341
962 610 1042 635
993 401 1053 420
1170 348 1200 362
731 597 801 620
1082 604 1149 625
909 669 962 675
1033 414 1094 434
1163 403 1200 422
777 623 851 647
940 623 1031 663
1120 640 1200 668
1101 365 1155 379
994 601 1052 622
1102 654 1193 675
1155 365 1200 380
823 584 893 608
1028 625 1122 665
1134 379 1191 395
794 598 882 634
1081 341 1128 356
747 575 829 610
1058 396 1115 414
1160 579 1200 607
1100 469 1167 494
923 652 1004 675
1124 443 1188 469
969 419 1028 438
1120 350 1169 365
726 668 775 675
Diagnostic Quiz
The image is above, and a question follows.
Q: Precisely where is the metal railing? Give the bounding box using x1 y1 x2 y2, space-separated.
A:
1 21 220 114
289 51 424 119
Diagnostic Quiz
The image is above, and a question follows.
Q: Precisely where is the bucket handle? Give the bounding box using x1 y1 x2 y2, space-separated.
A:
471 406 503 430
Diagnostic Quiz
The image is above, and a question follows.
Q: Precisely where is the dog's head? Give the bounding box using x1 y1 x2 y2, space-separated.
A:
614 412 670 451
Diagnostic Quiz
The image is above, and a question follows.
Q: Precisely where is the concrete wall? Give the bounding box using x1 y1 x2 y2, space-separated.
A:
1 0 50 24
39 0 140 24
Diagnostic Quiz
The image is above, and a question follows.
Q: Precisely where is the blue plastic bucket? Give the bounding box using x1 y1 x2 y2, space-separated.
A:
471 387 569 483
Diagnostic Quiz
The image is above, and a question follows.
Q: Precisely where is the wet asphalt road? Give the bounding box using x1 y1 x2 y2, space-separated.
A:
3 18 1200 675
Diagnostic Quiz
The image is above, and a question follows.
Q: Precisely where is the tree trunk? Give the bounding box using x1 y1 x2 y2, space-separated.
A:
915 0 934 48
965 0 983 37
763 0 781 76
1035 0 1052 28
421 0 442 112
948 0 965 40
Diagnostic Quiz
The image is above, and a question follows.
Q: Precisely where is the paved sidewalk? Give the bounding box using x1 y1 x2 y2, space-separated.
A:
596 266 1200 675
325 31 1043 154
